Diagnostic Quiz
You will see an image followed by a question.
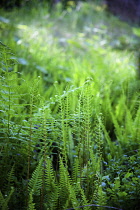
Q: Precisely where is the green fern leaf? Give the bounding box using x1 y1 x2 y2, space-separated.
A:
28 157 43 196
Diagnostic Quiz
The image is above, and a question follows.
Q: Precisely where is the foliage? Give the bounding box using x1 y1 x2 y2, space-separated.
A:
0 0 83 10
0 1 140 210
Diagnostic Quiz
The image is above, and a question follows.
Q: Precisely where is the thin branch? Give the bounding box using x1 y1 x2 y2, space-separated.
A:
66 204 123 210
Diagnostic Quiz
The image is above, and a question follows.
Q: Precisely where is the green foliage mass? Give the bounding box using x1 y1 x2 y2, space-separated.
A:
0 1 140 210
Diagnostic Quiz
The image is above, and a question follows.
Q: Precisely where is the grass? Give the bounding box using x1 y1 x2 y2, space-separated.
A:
0 1 140 210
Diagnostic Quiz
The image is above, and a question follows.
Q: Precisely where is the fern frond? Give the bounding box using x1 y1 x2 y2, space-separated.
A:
28 190 36 210
134 105 140 143
7 164 15 186
44 156 58 209
72 157 80 184
77 183 90 210
28 158 43 196
58 156 71 208
0 191 5 210
0 187 14 210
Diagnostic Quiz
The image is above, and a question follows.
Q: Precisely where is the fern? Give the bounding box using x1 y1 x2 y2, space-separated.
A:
58 157 70 209
134 105 140 143
0 187 14 210
7 164 15 187
28 157 43 196
28 190 36 210
0 191 5 210
77 183 90 210
44 157 58 209
1 3 140 209
1 43 139 210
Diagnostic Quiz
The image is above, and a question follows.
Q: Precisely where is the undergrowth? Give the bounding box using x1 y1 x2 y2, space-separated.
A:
0 1 140 210
0 41 140 210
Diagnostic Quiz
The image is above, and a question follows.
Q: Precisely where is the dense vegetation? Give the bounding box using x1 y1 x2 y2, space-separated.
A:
0 1 140 210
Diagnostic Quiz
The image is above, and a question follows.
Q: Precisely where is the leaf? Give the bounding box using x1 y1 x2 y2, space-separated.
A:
124 172 133 179
117 191 127 197
133 28 140 37
114 177 120 189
